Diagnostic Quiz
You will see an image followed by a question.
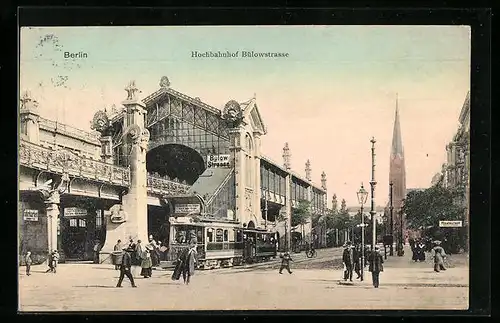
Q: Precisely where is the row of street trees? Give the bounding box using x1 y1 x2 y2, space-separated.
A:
275 194 383 249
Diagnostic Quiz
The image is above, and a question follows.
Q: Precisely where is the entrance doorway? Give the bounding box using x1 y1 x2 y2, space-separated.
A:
60 198 107 262
148 205 170 245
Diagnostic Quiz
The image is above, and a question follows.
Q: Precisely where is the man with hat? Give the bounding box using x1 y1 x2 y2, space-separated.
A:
367 246 384 288
181 240 198 285
342 241 354 282
116 246 137 288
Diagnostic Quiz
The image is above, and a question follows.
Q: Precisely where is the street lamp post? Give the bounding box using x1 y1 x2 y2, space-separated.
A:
357 184 369 282
369 137 377 251
399 209 404 256
389 181 394 256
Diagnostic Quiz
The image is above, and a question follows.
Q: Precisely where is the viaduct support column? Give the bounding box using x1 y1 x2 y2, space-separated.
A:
44 193 60 255
229 126 246 225
100 81 149 263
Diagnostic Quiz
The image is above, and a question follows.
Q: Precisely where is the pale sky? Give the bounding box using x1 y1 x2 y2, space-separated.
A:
19 26 471 206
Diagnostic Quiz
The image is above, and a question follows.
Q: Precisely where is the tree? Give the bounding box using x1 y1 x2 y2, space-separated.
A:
291 200 311 243
403 185 467 253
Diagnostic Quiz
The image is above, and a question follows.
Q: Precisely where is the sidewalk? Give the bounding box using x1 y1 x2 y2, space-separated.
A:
334 245 469 288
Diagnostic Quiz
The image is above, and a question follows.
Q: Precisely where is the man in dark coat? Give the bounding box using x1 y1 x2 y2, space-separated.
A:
116 247 137 288
182 242 198 285
342 241 354 282
368 246 384 288
353 245 361 279
279 251 293 274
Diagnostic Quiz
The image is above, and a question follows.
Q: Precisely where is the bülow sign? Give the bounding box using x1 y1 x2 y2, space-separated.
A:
439 220 463 228
207 154 230 168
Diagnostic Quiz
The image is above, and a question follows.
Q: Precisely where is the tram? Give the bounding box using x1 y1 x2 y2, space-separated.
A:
164 216 278 270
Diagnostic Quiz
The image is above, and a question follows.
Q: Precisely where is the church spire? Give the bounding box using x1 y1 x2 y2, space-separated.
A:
391 93 404 158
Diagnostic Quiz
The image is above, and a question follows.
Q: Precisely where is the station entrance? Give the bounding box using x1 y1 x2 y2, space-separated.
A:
59 196 115 262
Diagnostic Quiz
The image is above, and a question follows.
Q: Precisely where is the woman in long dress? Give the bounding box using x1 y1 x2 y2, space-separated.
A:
431 240 447 272
140 247 153 278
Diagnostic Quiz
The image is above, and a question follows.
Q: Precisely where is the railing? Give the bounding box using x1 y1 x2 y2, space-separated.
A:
19 140 131 187
147 174 191 195
38 117 101 144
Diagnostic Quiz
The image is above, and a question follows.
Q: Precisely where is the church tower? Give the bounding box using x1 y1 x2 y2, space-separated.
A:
389 95 407 240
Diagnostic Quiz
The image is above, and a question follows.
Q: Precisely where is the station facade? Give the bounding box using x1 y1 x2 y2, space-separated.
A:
18 77 328 264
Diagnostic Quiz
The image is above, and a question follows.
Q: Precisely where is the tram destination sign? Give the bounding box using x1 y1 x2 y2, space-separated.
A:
439 220 463 228
174 204 201 214
207 154 230 168
23 209 39 221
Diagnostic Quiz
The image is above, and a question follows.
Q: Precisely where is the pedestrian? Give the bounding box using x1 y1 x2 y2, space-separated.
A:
116 247 137 288
353 244 361 279
411 239 418 262
342 241 354 282
93 240 101 264
147 235 160 267
45 250 54 273
182 241 198 284
113 239 123 270
140 246 153 278
431 240 447 272
25 251 32 276
368 246 384 288
51 250 60 273
279 251 294 274
417 240 426 262
132 239 143 276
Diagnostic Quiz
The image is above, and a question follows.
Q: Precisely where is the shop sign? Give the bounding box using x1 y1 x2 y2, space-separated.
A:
64 207 88 217
439 220 463 228
23 209 39 221
207 154 230 168
174 204 201 214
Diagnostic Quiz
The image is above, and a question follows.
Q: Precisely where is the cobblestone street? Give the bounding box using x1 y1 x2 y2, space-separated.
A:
18 247 469 311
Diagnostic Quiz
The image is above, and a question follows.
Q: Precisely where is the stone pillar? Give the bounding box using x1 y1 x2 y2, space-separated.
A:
253 133 262 229
100 81 149 262
44 193 60 254
229 126 246 224
282 143 292 251
20 91 40 144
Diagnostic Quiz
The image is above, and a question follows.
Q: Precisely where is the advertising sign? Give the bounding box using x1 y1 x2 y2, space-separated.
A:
439 220 463 228
23 209 39 221
207 154 230 168
174 204 201 214
64 207 88 217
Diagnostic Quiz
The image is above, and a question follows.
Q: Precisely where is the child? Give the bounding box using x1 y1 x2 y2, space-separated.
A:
51 250 60 273
25 251 32 276
279 251 293 274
